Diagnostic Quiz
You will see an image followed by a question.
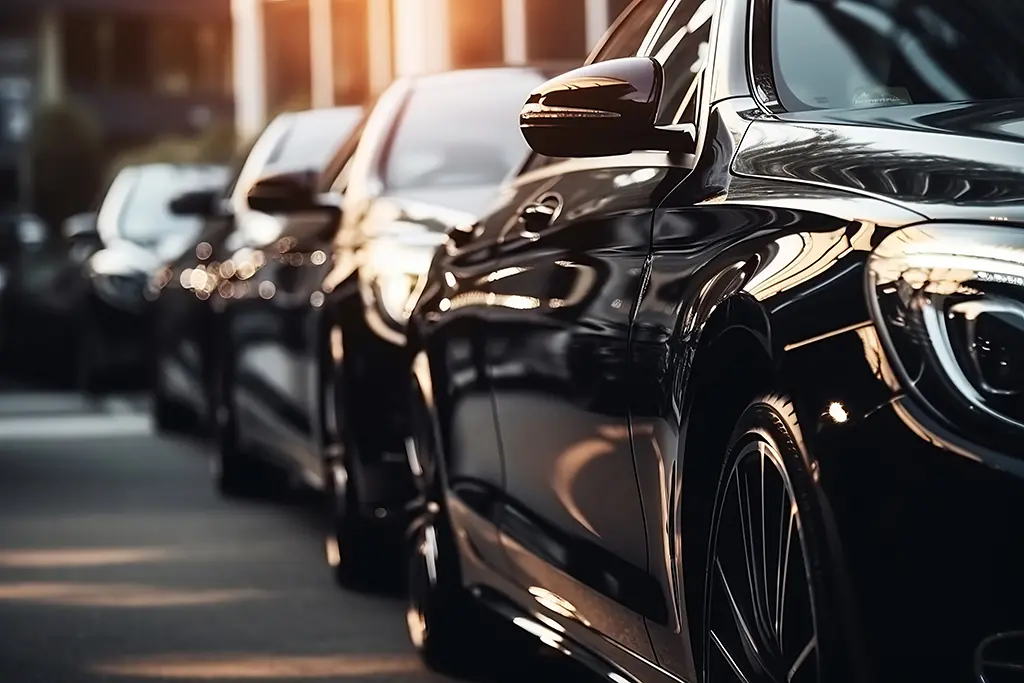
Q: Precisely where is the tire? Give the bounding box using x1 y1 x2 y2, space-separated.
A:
702 394 857 683
152 360 190 434
76 318 106 395
210 352 278 499
404 378 510 677
406 505 509 678
325 457 377 589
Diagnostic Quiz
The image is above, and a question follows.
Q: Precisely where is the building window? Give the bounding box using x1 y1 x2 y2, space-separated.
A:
264 0 313 112
449 0 503 69
525 0 586 61
62 11 232 96
332 0 370 104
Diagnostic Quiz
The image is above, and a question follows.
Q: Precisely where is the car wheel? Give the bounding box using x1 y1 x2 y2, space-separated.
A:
325 457 376 589
406 506 510 677
152 357 189 434
210 360 276 498
76 318 105 394
703 395 850 683
404 380 511 677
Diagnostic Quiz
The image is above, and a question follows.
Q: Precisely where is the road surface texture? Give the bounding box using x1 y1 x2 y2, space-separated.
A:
0 390 592 683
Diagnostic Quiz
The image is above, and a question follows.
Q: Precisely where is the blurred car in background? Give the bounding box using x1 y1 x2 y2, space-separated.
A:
77 163 229 393
149 105 364 435
214 66 564 588
0 210 97 384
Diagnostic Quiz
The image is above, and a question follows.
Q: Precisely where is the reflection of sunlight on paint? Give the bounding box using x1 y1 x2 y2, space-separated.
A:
0 547 176 568
552 439 613 538
92 653 424 679
0 583 269 608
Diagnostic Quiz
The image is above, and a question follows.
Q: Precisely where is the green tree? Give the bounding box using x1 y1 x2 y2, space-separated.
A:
26 102 104 232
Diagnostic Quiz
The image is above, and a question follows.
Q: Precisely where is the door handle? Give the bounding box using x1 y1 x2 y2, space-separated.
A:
516 193 562 240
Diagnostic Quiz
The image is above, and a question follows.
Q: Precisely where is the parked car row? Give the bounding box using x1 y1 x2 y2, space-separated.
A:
5 0 1024 680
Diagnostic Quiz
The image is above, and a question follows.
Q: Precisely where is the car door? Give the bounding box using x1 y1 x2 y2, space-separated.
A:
485 0 692 659
617 0 728 676
227 110 365 483
155 119 288 420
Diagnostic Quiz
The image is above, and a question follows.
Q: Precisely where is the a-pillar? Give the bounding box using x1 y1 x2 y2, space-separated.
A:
232 0 267 142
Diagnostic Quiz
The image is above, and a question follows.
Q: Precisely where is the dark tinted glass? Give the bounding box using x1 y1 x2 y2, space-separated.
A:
381 70 545 191
267 107 364 172
652 0 714 125
592 0 664 62
773 0 1024 112
118 166 228 244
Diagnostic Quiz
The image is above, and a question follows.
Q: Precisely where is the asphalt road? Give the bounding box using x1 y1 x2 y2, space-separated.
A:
0 390 588 683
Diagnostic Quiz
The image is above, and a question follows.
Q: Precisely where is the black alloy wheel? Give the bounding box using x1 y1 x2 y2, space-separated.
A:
76 315 106 394
704 396 842 683
404 380 513 677
210 346 278 498
320 339 377 589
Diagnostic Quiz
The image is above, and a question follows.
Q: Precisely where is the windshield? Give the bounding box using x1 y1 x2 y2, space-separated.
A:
773 0 1024 112
115 166 227 245
381 70 544 192
266 107 365 173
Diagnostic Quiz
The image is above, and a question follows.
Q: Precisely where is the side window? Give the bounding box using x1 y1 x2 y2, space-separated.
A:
590 0 666 63
648 0 715 126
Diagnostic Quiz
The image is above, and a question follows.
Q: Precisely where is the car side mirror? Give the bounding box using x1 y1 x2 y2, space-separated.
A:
61 212 98 241
169 188 219 217
247 170 323 214
520 57 690 158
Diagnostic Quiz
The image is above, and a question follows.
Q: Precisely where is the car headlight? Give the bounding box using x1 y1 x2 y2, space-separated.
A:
867 223 1024 435
372 271 422 327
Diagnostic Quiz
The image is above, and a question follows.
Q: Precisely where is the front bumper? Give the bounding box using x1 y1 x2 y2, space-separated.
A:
788 329 1024 683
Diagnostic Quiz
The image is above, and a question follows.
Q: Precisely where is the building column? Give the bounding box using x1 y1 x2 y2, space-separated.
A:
392 0 450 77
232 0 267 142
38 8 63 103
309 0 334 107
501 0 527 65
367 0 393 94
584 0 611 53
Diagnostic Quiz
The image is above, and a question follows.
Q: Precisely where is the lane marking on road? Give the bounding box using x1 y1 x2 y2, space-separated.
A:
0 414 151 440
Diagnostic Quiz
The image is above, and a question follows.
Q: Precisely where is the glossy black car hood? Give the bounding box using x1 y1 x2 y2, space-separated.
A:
735 100 1024 221
390 183 505 222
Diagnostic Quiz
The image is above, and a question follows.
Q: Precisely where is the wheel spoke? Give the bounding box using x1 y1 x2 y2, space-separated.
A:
736 466 773 650
776 498 795 646
759 449 771 643
710 629 755 683
710 439 819 683
715 558 770 673
787 636 816 682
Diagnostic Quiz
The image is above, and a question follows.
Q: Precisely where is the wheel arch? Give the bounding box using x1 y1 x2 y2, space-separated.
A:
676 293 778 666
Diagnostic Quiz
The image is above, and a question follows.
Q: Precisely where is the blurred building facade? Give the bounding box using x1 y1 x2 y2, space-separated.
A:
0 0 235 206
233 0 633 141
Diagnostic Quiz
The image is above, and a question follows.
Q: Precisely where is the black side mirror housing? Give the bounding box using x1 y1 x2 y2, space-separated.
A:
169 188 219 217
61 212 98 241
520 57 690 158
247 170 323 214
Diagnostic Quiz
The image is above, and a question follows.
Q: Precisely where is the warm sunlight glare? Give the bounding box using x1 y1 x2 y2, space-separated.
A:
0 547 175 568
91 653 424 679
0 583 269 608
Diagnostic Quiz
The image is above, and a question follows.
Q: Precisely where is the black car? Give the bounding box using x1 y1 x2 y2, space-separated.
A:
79 163 228 392
402 0 1024 681
149 106 363 434
219 66 562 587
